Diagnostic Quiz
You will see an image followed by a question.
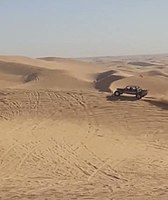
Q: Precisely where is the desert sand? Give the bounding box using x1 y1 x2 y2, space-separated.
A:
0 54 168 199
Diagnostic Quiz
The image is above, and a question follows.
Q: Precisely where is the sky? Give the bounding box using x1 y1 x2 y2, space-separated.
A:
0 0 168 57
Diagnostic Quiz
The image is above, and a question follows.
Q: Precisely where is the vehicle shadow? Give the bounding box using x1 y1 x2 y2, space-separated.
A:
143 99 168 110
106 95 139 101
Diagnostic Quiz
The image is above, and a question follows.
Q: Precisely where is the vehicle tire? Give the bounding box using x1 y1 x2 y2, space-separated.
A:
114 91 120 96
136 94 142 99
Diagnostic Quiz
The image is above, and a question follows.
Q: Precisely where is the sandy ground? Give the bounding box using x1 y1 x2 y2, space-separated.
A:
0 55 168 199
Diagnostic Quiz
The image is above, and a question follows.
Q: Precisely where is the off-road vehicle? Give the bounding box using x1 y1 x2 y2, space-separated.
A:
113 85 148 99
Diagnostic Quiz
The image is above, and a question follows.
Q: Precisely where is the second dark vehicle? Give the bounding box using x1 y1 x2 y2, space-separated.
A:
114 85 148 99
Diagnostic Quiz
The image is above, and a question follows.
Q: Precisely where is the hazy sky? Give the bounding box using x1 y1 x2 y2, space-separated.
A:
0 0 168 57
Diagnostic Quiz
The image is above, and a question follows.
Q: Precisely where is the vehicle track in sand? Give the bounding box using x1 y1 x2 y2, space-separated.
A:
0 89 168 199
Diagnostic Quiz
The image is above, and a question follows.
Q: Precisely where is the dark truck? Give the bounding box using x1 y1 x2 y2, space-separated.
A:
113 85 148 99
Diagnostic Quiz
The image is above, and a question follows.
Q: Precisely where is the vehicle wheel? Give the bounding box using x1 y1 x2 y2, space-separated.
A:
114 91 120 96
136 94 142 99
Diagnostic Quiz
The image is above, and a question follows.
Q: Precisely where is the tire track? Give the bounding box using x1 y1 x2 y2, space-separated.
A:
16 142 41 171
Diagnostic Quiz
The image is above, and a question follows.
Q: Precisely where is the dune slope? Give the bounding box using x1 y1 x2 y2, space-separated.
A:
0 55 168 199
0 56 103 90
0 89 168 199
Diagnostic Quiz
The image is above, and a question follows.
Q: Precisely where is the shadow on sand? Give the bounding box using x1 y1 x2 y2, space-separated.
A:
95 70 124 92
106 95 168 110
144 99 168 110
106 95 139 102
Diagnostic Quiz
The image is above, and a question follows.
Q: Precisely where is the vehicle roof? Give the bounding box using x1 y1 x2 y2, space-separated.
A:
126 85 140 88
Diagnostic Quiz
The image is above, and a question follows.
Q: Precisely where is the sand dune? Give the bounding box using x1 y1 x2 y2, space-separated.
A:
0 56 103 90
141 69 168 77
0 55 168 199
128 61 155 66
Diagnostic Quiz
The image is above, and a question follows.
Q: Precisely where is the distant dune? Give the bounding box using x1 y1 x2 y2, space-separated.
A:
127 61 155 66
0 56 103 90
